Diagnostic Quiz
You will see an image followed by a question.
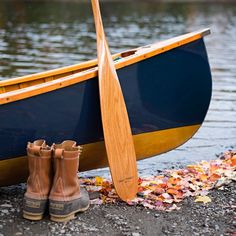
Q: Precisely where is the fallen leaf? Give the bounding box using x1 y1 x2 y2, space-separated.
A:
80 149 235 211
95 176 103 186
90 198 103 205
143 202 155 209
209 173 221 182
166 204 181 212
231 156 236 167
195 196 212 204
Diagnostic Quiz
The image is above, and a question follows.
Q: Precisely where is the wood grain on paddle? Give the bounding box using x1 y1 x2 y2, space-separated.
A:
91 0 138 201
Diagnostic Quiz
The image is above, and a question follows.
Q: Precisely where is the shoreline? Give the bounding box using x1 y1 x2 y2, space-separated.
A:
0 152 235 236
0 182 235 235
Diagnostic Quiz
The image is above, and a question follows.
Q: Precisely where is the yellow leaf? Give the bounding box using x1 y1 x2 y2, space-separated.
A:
195 196 212 204
95 176 103 186
199 174 208 182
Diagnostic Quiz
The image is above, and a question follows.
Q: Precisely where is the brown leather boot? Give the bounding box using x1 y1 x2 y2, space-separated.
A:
49 140 90 222
23 140 53 220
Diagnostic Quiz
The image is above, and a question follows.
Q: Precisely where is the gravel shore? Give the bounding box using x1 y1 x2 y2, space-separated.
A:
0 181 235 236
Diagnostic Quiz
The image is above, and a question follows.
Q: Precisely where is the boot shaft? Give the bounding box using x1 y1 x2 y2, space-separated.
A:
26 140 53 199
50 141 82 201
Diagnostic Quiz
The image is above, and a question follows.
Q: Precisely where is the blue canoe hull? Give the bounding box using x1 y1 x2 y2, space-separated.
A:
0 37 212 186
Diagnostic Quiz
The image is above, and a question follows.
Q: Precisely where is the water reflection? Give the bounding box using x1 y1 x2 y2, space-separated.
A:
0 0 235 175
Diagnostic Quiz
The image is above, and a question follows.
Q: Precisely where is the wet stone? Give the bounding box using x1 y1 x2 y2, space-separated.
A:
172 223 177 227
50 226 56 232
15 232 23 236
193 232 200 236
132 233 140 236
215 224 220 230
1 209 9 214
1 204 12 208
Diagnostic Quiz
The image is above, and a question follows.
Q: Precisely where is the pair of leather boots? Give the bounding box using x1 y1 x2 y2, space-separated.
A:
23 140 90 222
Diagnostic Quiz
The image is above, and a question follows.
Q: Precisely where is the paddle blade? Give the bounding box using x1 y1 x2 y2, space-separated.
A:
91 0 138 201
100 48 138 201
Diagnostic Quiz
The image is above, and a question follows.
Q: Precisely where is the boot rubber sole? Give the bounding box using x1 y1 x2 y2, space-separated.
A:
50 204 90 222
23 211 44 221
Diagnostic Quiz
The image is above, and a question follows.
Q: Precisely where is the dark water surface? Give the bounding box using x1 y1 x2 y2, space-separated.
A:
0 0 235 176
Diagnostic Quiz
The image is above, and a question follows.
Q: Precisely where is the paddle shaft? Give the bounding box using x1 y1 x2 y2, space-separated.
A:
91 0 138 201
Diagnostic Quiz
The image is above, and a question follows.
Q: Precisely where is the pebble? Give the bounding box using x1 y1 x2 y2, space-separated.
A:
86 226 99 232
172 223 177 227
15 232 23 236
10 208 15 212
0 204 12 208
1 210 9 214
132 233 140 236
215 225 220 230
50 226 56 232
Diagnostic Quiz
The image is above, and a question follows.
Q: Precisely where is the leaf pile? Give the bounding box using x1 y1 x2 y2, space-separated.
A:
80 150 236 211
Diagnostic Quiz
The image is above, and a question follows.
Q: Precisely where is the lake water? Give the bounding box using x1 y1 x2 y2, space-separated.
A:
0 0 235 176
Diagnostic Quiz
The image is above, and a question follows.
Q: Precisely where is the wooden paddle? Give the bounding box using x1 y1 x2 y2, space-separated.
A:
91 0 138 201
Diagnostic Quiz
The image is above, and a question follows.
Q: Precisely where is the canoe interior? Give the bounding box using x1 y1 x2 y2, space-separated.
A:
0 29 212 187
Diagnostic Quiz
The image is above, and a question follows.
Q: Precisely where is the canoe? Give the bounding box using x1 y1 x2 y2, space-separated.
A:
0 29 212 187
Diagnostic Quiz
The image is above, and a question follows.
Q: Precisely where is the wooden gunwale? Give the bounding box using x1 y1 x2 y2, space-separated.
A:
0 28 210 105
0 53 121 88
